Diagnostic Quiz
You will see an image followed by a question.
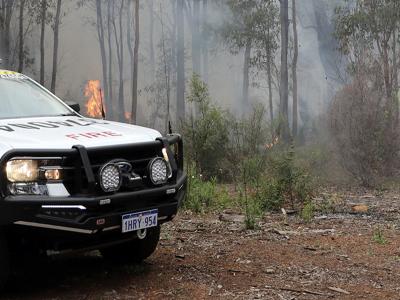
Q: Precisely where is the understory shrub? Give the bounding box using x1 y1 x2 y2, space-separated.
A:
329 76 400 186
182 76 316 220
182 75 229 179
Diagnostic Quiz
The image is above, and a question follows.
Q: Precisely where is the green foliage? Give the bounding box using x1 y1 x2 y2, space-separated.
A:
225 104 272 181
335 1 400 58
260 145 314 211
182 79 317 225
219 0 280 73
182 75 229 179
184 164 233 213
184 166 217 213
301 201 315 223
244 196 262 230
333 0 400 186
372 227 387 245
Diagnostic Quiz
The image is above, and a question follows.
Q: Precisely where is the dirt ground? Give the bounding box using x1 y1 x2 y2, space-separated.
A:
2 189 400 300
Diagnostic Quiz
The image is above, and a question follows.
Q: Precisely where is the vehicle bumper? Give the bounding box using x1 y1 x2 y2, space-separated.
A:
1 173 187 235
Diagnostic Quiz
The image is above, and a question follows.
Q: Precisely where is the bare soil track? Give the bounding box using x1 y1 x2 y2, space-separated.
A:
2 189 400 299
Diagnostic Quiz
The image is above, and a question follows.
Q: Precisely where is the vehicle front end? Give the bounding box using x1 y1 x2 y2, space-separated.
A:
0 134 186 254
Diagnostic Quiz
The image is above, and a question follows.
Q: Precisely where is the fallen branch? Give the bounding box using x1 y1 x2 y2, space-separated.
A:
266 286 333 297
328 286 350 295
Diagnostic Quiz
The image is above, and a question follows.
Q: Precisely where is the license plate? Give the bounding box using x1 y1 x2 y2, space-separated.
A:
122 209 158 233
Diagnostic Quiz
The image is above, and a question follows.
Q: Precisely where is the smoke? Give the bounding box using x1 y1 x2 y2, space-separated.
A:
2 0 344 134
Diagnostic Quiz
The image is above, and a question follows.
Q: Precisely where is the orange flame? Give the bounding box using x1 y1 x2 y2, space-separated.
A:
84 80 104 118
125 111 132 123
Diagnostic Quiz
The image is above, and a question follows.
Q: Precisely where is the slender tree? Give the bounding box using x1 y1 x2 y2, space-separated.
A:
220 0 279 114
242 39 251 109
106 0 113 119
50 0 62 93
202 0 209 83
0 0 15 69
39 0 47 85
279 0 289 141
148 0 155 80
17 0 26 73
176 0 185 121
292 0 298 137
95 0 110 117
111 0 125 121
191 0 201 76
131 0 140 124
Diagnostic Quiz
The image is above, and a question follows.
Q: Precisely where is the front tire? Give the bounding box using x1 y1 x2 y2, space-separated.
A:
0 233 10 291
101 226 160 264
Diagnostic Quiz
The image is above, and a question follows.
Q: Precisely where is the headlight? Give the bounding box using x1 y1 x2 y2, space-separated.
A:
5 158 64 196
148 157 169 185
6 160 39 182
99 163 122 192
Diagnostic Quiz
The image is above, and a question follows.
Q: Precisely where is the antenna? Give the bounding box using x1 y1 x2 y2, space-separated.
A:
99 87 106 119
168 121 173 135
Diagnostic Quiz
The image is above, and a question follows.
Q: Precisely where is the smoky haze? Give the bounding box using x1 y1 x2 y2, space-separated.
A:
0 0 344 135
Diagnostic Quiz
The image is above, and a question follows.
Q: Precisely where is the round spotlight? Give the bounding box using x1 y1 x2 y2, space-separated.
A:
99 163 122 192
148 157 168 185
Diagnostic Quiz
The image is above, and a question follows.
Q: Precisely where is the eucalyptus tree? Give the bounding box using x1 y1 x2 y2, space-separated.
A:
219 0 280 116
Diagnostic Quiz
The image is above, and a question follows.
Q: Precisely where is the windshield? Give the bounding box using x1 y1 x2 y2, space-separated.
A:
0 74 75 119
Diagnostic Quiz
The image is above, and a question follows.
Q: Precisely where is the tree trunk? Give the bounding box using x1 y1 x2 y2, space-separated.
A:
127 0 134 122
117 0 125 122
267 54 273 124
191 0 201 76
292 0 298 137
279 0 289 141
40 0 47 85
95 0 109 118
148 0 155 81
50 0 62 93
202 0 208 84
382 42 391 99
17 0 25 73
107 1 114 120
131 0 139 124
393 28 399 123
242 38 251 112
176 0 185 121
160 9 171 134
3 0 15 69
266 27 273 124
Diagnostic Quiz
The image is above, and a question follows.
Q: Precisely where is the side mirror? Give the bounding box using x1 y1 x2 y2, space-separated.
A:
66 101 80 113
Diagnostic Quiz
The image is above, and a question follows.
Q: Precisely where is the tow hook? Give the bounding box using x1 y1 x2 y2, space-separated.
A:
137 229 147 240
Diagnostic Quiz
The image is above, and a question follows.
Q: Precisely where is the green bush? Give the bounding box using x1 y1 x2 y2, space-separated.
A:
301 201 315 223
182 75 229 179
184 166 216 213
184 164 234 213
252 145 315 212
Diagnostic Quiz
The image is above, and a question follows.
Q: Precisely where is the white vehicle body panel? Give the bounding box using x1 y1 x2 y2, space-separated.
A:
0 116 162 154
